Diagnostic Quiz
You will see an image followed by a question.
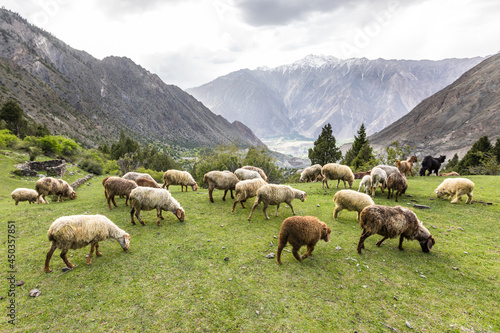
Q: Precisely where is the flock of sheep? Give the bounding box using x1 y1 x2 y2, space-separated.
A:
10 154 476 269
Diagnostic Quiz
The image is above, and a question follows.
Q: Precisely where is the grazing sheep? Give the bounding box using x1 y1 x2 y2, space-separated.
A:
333 189 375 220
135 178 161 188
386 172 408 202
162 170 198 192
439 171 460 177
370 167 388 196
44 214 131 272
434 178 474 204
203 170 239 203
396 156 418 177
276 216 331 264
420 155 446 176
242 165 268 182
122 172 155 182
354 170 371 180
300 164 323 182
247 184 306 220
358 175 372 195
357 205 435 254
35 177 76 204
103 176 138 209
321 163 355 190
374 165 400 178
129 187 185 225
11 188 46 205
231 178 267 213
234 168 262 181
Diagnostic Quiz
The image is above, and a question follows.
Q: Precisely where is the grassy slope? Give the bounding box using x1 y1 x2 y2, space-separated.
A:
0 151 498 332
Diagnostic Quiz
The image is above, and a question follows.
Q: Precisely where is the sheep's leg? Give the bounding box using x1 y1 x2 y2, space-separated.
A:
87 242 96 265
95 243 102 256
387 188 392 199
130 207 137 225
274 203 280 217
394 190 399 202
263 202 270 220
302 244 315 260
231 200 240 213
288 202 295 215
451 193 459 204
292 245 302 262
230 189 234 199
357 230 371 254
208 186 215 203
125 195 130 206
333 206 341 220
111 195 118 208
60 249 74 269
376 236 388 247
57 195 61 202
398 235 405 250
156 208 162 226
276 245 284 264
135 209 146 225
44 243 57 273
466 192 473 204
336 179 341 189
222 189 229 201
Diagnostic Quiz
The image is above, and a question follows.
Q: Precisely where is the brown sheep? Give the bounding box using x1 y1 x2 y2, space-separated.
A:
135 178 161 188
203 171 239 203
277 216 331 264
396 156 418 177
386 172 408 202
103 177 138 209
354 170 371 179
439 171 460 177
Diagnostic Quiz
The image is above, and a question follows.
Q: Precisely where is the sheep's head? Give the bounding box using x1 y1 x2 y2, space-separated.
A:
69 191 76 200
416 223 434 253
434 186 445 198
419 235 435 253
192 183 199 191
176 208 185 222
409 156 418 163
296 191 306 202
118 233 131 251
321 223 332 242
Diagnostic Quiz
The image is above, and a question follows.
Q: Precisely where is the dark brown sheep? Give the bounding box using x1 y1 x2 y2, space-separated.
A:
103 177 138 210
135 178 161 188
354 170 371 179
386 172 408 202
276 216 331 264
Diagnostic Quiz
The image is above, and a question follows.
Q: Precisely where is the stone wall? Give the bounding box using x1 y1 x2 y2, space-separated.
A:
14 159 67 177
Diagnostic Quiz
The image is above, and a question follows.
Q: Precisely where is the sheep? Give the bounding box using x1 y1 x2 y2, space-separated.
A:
369 167 388 196
300 164 323 182
321 163 354 190
35 177 76 204
11 188 46 205
333 189 375 221
358 175 372 195
420 155 446 176
396 156 418 177
357 205 435 254
439 171 460 177
386 172 408 202
122 171 155 182
44 214 131 272
354 170 371 180
103 176 138 209
135 178 161 188
242 165 268 182
129 187 185 226
231 177 267 213
203 170 239 203
276 216 331 264
162 170 198 192
374 165 400 178
434 178 474 204
234 168 262 181
247 184 306 220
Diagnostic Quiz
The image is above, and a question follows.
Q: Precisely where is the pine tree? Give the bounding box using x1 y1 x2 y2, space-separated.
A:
308 123 342 165
494 138 500 164
343 123 368 166
456 136 493 174
0 100 24 137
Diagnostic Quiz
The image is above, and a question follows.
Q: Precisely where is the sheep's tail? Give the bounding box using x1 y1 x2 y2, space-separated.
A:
203 174 207 184
277 228 289 248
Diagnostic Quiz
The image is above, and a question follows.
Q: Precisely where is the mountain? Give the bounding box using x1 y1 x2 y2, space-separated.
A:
0 9 263 148
187 55 484 140
368 53 500 159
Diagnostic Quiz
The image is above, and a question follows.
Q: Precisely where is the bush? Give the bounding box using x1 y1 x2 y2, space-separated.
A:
0 129 18 148
78 158 104 175
136 167 164 182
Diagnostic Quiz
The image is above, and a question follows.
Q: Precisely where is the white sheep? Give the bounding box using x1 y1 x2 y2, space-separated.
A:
35 177 76 203
434 178 475 204
357 205 435 254
234 168 262 181
162 170 198 192
11 188 46 205
242 165 268 182
369 167 388 196
203 170 239 203
299 164 323 182
333 189 375 221
122 172 155 182
247 184 306 220
44 214 131 272
374 165 400 178
129 187 185 226
321 163 354 190
231 177 267 213
358 175 372 195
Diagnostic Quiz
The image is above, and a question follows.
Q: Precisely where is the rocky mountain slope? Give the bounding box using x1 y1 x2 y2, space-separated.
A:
368 53 500 159
188 55 484 140
0 9 263 148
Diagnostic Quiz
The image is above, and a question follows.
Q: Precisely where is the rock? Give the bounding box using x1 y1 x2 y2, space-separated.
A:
62 267 72 272
224 257 230 261
335 246 342 251
413 204 431 209
29 289 41 297
266 253 275 259
406 320 414 329
15 280 24 286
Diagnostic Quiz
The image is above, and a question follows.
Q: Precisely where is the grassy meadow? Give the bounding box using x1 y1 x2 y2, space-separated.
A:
0 151 499 332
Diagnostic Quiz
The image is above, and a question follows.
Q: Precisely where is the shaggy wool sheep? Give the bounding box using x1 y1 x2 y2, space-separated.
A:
374 165 400 178
321 163 354 190
135 178 161 188
203 170 239 203
396 156 418 177
231 177 267 213
247 184 306 220
333 189 375 220
358 175 372 195
357 205 435 254
129 187 185 226
439 171 460 177
300 164 323 182
354 170 371 180
122 172 155 182
35 177 76 203
234 168 262 181
242 165 268 182
420 155 446 176
103 176 138 210
386 172 408 202
162 170 198 192
434 178 474 204
370 167 388 196
44 214 130 272
276 216 331 264
11 188 46 205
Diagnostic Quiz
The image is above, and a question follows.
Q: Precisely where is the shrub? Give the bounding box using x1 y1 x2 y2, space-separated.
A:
78 158 103 175
0 129 17 148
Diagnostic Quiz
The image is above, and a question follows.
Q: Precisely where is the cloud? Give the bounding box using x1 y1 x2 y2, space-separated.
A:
96 0 178 17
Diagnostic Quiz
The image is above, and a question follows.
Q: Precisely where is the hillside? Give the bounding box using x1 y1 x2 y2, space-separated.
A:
368 53 500 158
0 9 263 149
188 55 484 140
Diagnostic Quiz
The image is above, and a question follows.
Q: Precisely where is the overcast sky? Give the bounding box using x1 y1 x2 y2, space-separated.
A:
3 0 500 89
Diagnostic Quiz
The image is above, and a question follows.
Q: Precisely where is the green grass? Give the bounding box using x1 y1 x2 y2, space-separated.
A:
1 151 499 332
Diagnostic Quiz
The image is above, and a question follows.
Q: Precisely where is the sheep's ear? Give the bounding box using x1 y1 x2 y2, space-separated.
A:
176 209 185 221
434 190 438 194
427 237 435 250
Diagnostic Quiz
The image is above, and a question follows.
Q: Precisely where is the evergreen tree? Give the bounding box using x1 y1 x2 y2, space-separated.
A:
0 100 24 137
343 123 368 166
445 153 459 171
351 143 376 170
456 136 493 174
494 138 500 164
308 123 342 165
